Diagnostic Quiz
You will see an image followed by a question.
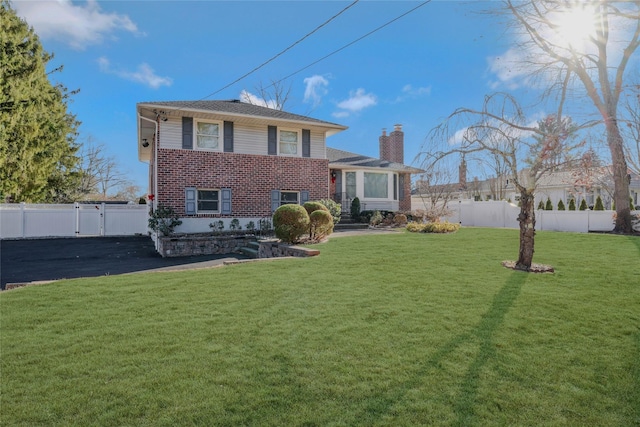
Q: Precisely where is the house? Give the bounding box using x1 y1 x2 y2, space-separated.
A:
137 100 347 233
328 125 423 214
413 158 640 211
137 100 424 234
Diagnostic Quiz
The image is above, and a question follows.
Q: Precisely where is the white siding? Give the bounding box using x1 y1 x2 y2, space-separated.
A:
159 117 327 159
310 130 326 159
235 124 268 155
159 118 182 150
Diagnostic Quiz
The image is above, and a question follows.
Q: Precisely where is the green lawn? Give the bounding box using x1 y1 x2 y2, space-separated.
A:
1 228 639 426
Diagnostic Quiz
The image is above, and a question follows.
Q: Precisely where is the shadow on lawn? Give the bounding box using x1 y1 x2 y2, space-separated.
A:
355 271 527 426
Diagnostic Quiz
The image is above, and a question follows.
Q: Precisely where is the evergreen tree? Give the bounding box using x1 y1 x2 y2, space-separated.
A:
568 198 576 211
537 200 545 210
579 199 588 211
557 199 565 211
545 197 553 210
1 1 81 202
594 195 604 211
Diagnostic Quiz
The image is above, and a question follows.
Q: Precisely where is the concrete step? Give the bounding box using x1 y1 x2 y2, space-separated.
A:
334 222 369 230
239 246 259 259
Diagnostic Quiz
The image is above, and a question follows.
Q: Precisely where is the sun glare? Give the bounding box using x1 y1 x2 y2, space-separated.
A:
554 6 597 49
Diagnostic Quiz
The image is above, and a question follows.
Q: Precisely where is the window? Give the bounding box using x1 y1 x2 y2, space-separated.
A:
279 130 299 155
364 172 388 198
280 191 299 205
345 172 356 199
196 120 220 150
197 189 219 213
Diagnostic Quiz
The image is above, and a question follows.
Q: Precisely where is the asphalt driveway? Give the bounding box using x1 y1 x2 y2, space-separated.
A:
0 236 245 290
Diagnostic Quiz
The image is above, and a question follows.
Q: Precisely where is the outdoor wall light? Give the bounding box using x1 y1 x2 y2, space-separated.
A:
141 139 149 148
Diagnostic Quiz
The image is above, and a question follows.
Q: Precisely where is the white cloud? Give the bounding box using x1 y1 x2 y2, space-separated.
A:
486 48 532 90
303 75 329 108
14 0 141 50
395 84 432 103
334 88 377 117
402 84 432 96
98 57 172 89
239 90 279 109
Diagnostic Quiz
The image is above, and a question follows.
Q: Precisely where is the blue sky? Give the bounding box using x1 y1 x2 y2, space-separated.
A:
14 0 571 193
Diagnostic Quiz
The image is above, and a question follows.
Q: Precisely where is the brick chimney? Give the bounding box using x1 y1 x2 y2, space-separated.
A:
379 124 404 163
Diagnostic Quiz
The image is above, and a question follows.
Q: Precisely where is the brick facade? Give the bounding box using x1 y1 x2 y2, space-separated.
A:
157 149 328 217
399 172 412 211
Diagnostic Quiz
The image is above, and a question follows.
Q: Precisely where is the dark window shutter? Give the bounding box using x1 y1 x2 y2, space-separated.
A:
185 187 196 214
300 190 309 205
182 117 193 150
393 174 398 200
399 174 405 200
302 129 311 158
224 121 234 153
221 188 232 214
268 126 277 155
271 190 281 212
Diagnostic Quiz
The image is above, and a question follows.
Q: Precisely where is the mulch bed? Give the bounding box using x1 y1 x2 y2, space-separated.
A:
501 260 555 273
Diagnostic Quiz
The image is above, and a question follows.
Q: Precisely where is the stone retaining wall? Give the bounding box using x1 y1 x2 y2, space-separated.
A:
258 239 320 258
157 234 255 257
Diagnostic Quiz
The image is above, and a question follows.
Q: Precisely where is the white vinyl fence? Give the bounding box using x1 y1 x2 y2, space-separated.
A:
412 199 636 233
0 203 149 239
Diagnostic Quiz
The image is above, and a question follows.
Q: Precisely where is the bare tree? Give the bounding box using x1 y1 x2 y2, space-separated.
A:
422 93 588 271
621 83 640 174
501 0 640 232
413 162 458 222
240 79 291 111
79 142 132 200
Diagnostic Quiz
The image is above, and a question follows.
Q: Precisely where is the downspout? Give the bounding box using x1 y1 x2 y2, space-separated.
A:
139 113 159 248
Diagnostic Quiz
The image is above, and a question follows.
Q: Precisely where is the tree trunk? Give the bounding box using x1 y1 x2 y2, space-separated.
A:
606 119 632 233
516 189 536 271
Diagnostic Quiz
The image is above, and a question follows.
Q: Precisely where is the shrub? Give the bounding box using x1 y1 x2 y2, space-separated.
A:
350 197 361 221
579 199 588 211
545 197 553 210
360 210 395 224
406 221 460 233
568 198 576 211
246 221 256 232
148 204 182 236
309 210 334 240
557 200 566 211
303 201 329 216
393 213 408 226
537 201 545 210
209 220 224 233
229 218 241 231
273 204 310 244
594 195 604 211
370 210 383 226
318 199 341 224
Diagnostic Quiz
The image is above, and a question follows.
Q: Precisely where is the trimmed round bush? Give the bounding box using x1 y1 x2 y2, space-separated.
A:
309 209 334 240
273 204 310 244
393 213 408 226
303 201 329 216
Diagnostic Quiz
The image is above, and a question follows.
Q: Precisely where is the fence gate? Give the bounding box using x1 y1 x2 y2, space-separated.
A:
76 203 104 236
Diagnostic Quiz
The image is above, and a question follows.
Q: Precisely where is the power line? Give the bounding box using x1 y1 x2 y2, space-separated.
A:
198 0 360 102
270 1 432 89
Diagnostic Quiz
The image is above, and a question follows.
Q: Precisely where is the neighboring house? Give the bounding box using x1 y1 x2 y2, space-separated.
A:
137 100 347 233
328 125 423 213
413 159 640 210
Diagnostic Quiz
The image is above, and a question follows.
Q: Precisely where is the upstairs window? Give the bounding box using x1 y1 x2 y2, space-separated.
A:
196 121 220 150
279 130 299 155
